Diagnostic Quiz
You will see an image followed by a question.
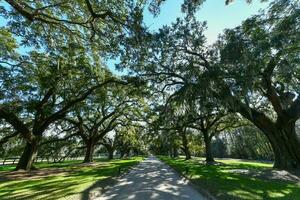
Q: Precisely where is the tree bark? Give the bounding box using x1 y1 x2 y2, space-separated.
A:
239 106 300 169
102 143 114 159
108 149 114 159
15 140 38 170
203 131 214 163
181 133 191 160
120 150 125 158
171 147 178 158
83 139 95 163
267 123 300 169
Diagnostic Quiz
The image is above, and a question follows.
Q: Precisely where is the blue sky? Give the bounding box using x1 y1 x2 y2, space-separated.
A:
143 0 269 44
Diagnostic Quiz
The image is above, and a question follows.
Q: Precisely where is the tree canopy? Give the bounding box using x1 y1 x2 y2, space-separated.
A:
0 0 299 171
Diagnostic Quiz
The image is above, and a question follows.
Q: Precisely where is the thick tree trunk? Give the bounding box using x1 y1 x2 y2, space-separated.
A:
203 132 214 163
183 147 191 160
120 152 124 158
15 140 38 170
103 143 114 159
125 148 131 157
236 102 300 169
171 147 178 158
181 133 191 160
120 150 125 158
108 150 114 159
266 124 300 169
107 146 114 159
83 140 95 163
120 147 129 158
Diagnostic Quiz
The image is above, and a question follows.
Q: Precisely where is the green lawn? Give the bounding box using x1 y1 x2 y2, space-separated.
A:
159 156 300 200
0 157 144 200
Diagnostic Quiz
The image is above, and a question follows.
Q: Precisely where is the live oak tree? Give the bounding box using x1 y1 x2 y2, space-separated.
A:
152 102 193 160
187 102 228 163
1 0 145 58
215 1 300 169
160 78 229 162
65 84 142 163
0 38 126 170
108 118 148 159
0 0 143 170
115 124 146 158
120 0 300 169
101 133 120 160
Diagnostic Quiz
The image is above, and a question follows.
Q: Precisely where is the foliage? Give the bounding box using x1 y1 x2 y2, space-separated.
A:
120 0 300 169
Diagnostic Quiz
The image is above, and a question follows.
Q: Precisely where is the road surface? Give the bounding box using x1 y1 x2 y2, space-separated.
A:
98 156 206 200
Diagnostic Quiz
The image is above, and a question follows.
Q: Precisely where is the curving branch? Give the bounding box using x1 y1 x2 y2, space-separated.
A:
0 131 19 145
0 106 34 143
262 53 283 114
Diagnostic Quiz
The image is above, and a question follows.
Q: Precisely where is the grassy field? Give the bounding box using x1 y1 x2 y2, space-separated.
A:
159 156 300 200
0 157 144 200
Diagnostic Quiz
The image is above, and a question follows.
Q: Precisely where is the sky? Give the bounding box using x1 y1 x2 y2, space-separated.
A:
143 0 269 44
108 0 269 74
0 0 269 73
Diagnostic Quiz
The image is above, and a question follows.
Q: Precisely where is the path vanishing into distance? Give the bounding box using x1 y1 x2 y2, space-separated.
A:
98 156 206 200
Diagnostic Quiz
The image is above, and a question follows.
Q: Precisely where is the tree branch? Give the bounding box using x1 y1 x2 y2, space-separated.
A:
0 131 19 145
0 106 34 143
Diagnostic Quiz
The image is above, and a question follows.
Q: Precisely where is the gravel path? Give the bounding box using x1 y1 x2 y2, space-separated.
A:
98 156 206 200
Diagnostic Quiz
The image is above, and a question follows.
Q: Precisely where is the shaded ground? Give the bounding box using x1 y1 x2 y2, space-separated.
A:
0 168 71 181
99 156 206 200
227 168 300 184
0 157 143 200
193 158 300 184
160 156 300 200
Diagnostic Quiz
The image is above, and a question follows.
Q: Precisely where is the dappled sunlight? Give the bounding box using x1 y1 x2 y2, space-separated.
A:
160 156 300 200
227 189 263 200
0 157 143 200
99 156 205 200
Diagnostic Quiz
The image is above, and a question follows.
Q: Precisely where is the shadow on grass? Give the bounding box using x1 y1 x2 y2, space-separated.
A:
160 156 300 200
0 158 141 200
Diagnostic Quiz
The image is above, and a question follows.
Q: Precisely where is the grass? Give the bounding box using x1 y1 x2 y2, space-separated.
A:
0 157 144 200
0 160 84 172
159 156 300 200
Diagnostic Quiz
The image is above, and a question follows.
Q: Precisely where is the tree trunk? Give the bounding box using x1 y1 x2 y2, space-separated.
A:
203 132 214 163
181 133 191 160
183 147 191 160
83 140 95 163
236 102 300 169
15 140 38 170
107 146 114 159
125 148 131 158
171 147 178 158
120 151 124 158
249 112 300 169
267 124 300 169
108 149 114 159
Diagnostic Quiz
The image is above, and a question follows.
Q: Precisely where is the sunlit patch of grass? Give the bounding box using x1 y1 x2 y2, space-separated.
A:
0 157 144 200
159 156 300 200
0 165 15 171
216 158 273 169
